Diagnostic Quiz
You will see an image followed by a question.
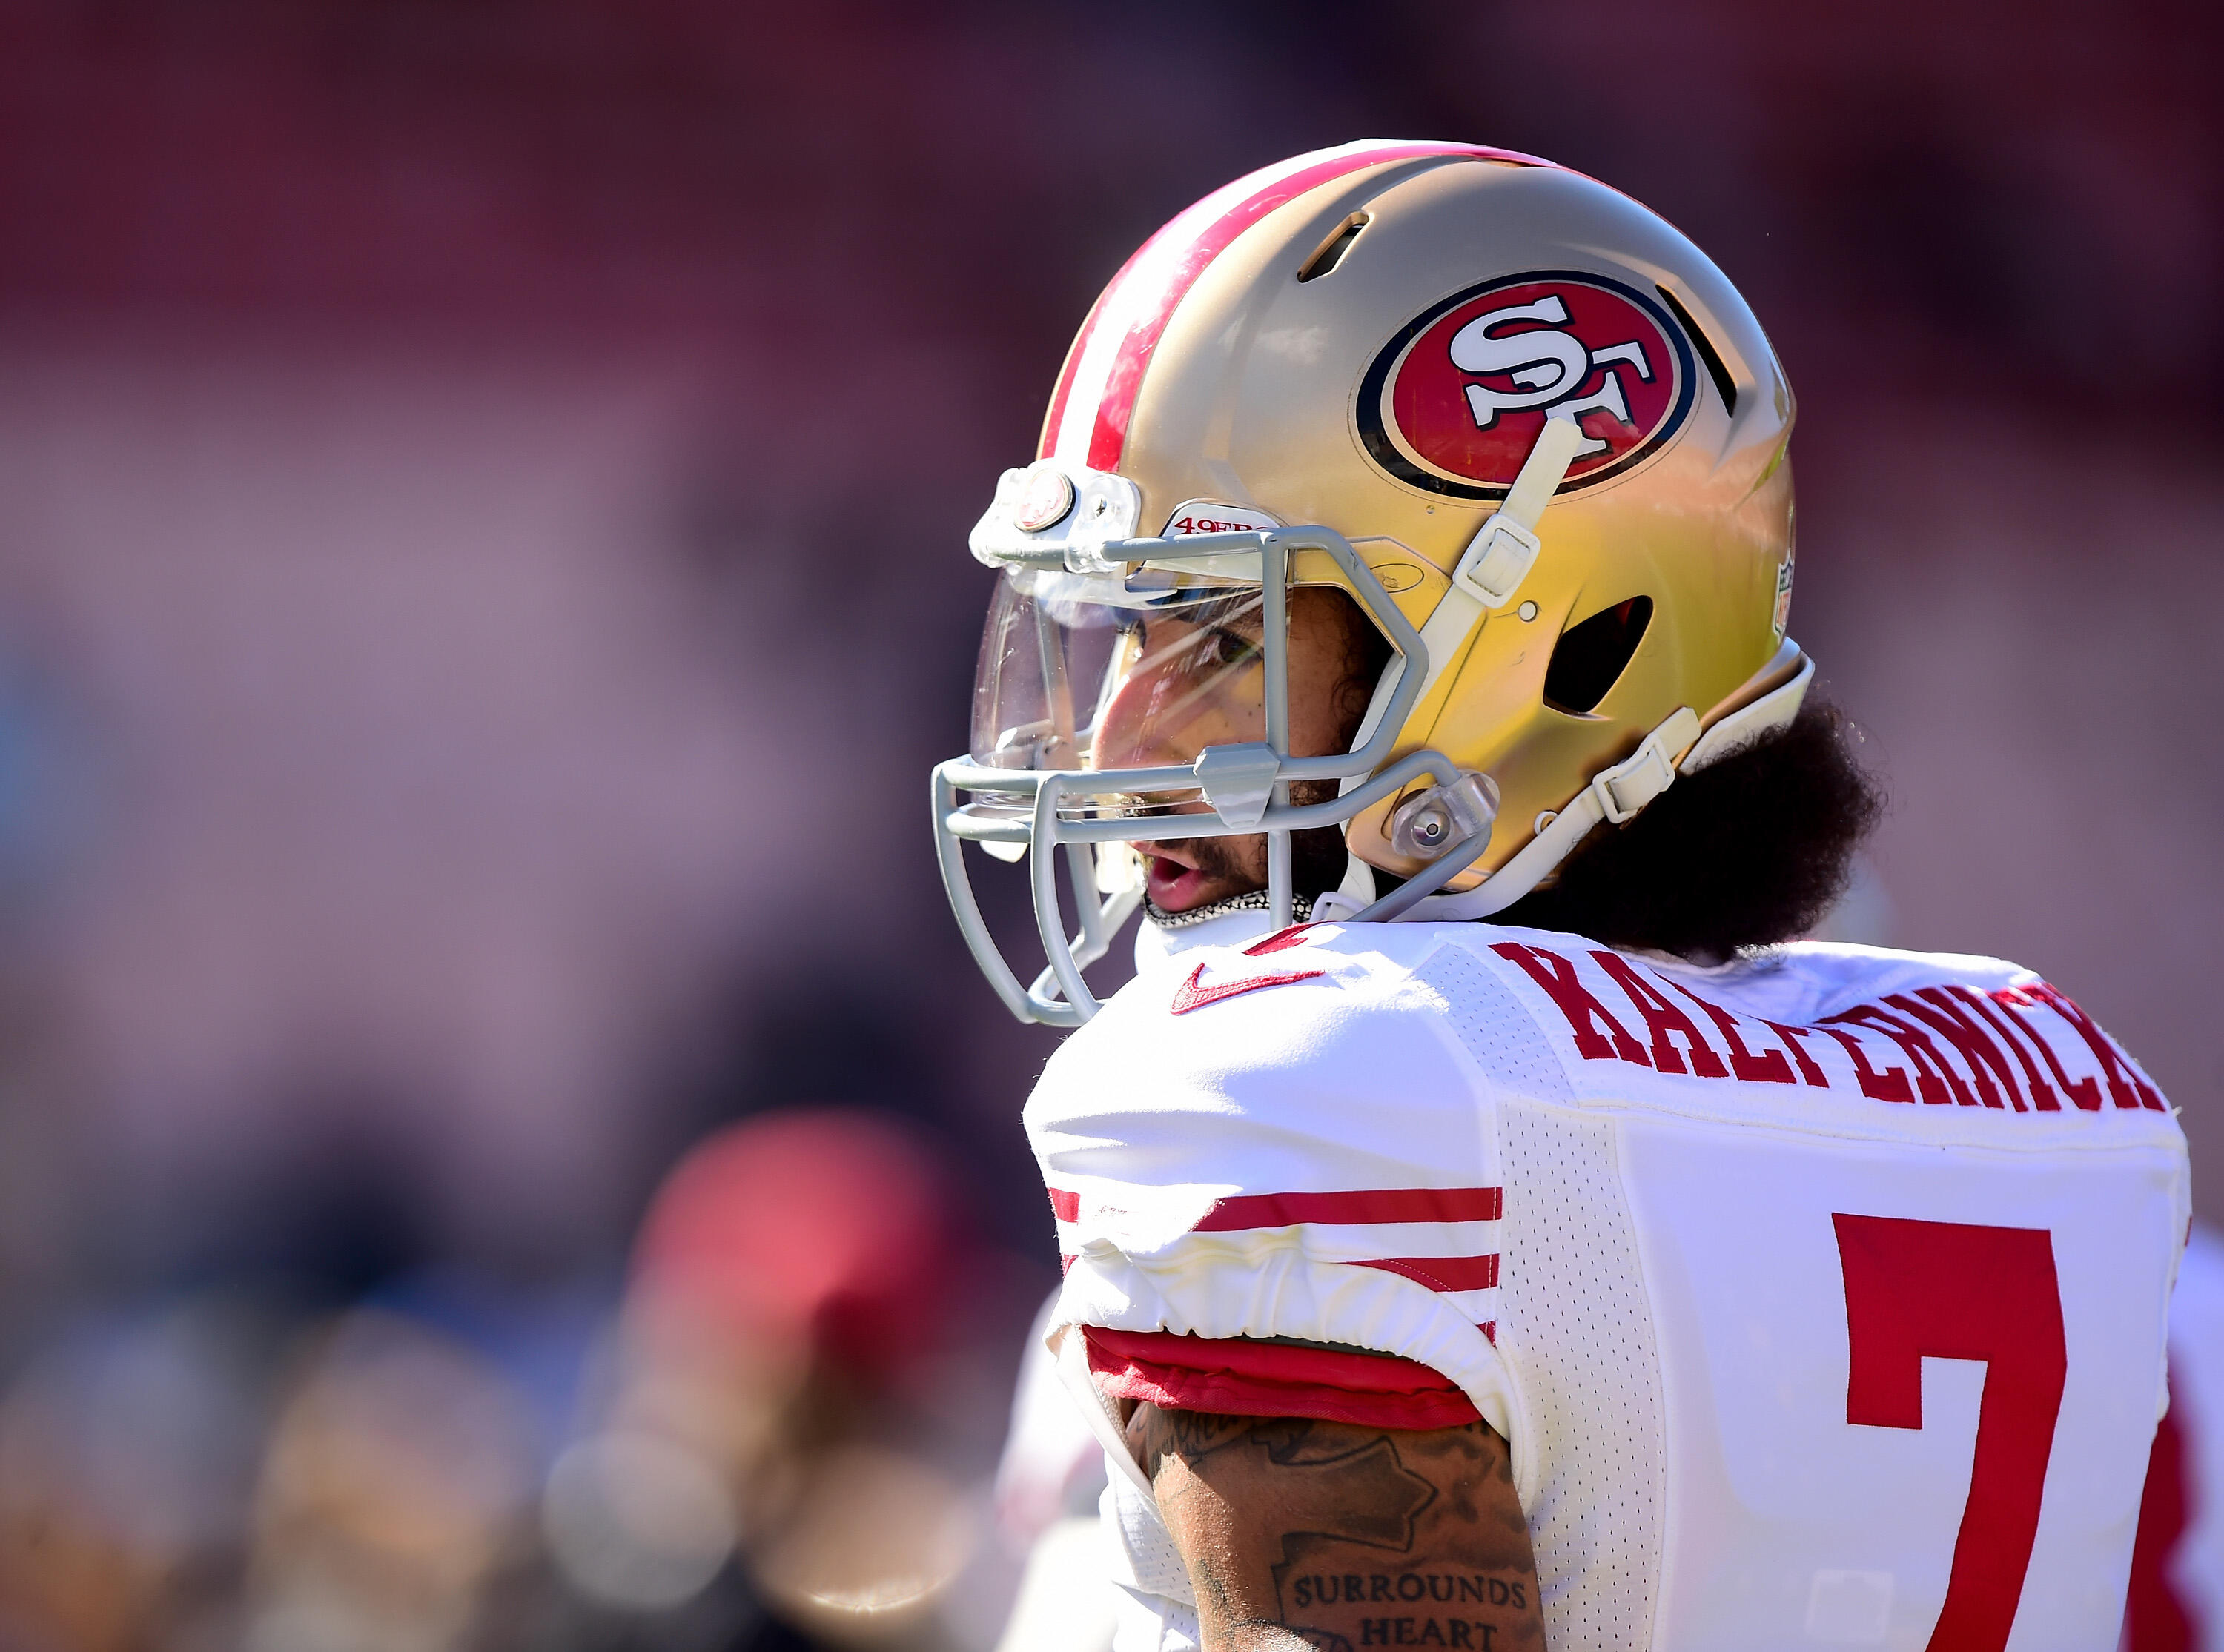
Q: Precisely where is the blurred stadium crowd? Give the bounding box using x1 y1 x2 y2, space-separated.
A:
0 0 2215 1647
0 1106 1042 1649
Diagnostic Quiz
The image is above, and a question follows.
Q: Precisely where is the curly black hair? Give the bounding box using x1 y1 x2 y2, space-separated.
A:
1492 700 1884 959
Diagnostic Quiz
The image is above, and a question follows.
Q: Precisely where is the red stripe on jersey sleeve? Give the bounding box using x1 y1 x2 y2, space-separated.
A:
1349 1253 1500 1292
1046 1186 1079 1222
1084 1327 1481 1431
1194 1186 1501 1230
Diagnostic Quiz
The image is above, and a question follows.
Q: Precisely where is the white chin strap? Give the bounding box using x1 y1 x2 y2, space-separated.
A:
1387 643 1816 924
1323 407 1818 929
1415 414 1589 703
1341 416 1587 774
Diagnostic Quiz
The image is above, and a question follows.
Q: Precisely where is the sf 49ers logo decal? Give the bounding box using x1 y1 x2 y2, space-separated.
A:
1357 271 1696 501
1161 499 1281 538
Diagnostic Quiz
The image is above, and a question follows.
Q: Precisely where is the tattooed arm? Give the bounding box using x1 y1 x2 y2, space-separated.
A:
1124 1406 1545 1652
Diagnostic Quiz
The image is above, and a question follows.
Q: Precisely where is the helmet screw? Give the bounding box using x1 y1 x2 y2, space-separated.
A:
1388 772 1499 861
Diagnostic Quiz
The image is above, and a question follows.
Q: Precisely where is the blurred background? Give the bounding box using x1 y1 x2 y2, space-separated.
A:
0 0 2215 1647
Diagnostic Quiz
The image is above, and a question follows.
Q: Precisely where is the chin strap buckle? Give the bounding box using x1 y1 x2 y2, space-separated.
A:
1591 706 1701 824
1451 517 1543 610
1447 415 1587 611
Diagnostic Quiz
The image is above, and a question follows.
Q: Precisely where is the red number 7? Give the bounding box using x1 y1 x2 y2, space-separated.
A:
1833 1214 2068 1652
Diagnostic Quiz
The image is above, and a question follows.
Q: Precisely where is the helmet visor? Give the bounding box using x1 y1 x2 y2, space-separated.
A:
970 566 1271 780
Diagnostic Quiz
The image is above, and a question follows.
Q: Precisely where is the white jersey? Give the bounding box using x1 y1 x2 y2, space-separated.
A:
1025 920 2188 1652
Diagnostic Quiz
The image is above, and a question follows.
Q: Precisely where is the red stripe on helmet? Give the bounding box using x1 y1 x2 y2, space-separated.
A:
1081 142 1553 474
1037 237 1151 461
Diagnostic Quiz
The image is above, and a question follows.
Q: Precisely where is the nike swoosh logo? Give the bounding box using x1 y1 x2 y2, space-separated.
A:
1169 961 1326 1015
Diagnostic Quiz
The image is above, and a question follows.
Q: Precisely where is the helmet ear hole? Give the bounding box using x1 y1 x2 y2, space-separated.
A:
1297 213 1370 282
1543 597 1653 715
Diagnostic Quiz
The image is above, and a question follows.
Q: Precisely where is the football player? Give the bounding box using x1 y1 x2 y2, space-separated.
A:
939 141 2188 1652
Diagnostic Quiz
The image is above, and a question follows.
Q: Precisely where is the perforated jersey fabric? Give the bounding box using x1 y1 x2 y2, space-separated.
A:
1420 940 1573 1106
1110 1584 1199 1652
1496 1098 1664 1649
1102 1470 1202 1652
1028 922 2190 1651
1102 1467 1196 1606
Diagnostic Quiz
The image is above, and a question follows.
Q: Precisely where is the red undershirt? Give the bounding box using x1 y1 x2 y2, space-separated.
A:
1086 1326 1482 1432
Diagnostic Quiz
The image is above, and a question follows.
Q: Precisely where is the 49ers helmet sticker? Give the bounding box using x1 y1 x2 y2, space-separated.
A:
1358 271 1697 501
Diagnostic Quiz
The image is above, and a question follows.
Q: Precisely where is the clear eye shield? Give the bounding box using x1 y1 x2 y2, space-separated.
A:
970 569 1271 780
934 508 1493 1028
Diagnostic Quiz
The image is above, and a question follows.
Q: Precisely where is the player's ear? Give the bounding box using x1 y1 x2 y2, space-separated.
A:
1323 588 1392 734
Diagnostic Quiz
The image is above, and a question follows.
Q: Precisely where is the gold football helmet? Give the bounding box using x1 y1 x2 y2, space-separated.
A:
936 139 1811 1024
